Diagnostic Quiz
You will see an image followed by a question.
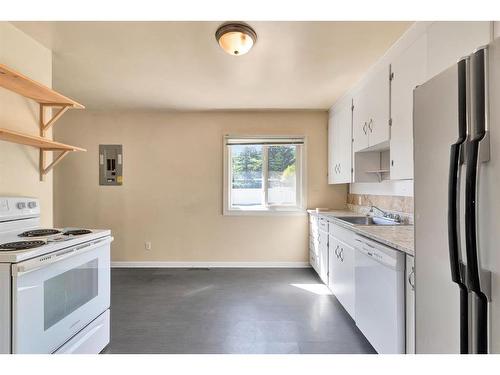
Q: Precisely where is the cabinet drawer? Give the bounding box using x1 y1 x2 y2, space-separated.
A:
318 217 329 232
328 222 355 245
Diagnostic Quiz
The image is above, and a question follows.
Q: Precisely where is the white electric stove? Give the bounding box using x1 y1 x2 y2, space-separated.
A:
0 196 113 354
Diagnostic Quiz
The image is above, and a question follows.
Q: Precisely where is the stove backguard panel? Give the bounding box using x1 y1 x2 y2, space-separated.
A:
99 145 123 186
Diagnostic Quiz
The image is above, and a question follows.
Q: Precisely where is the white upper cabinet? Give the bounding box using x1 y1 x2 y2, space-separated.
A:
328 99 352 184
426 22 491 80
328 111 336 184
352 65 390 153
351 65 391 183
389 34 427 180
364 65 391 148
339 103 353 183
352 89 369 153
328 21 493 184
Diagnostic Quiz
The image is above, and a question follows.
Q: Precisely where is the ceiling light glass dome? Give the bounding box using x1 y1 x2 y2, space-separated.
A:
215 22 257 56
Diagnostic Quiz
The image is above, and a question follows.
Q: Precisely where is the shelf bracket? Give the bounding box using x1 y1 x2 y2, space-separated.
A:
40 104 71 132
40 150 71 180
39 104 71 181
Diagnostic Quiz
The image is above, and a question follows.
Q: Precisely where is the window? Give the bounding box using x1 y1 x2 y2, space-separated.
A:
224 136 306 214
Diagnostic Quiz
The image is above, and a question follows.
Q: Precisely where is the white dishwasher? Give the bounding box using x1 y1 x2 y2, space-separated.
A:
354 235 405 354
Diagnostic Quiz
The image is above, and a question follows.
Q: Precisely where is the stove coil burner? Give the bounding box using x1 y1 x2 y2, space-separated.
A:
18 229 61 237
0 240 46 251
63 229 92 236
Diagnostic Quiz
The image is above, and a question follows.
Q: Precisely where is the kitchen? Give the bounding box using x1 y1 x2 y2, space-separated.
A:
1 1 500 371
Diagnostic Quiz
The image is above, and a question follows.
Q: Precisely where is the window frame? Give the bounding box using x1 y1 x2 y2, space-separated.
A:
223 135 307 216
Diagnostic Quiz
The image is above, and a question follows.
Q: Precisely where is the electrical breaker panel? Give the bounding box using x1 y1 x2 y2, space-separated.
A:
99 145 123 186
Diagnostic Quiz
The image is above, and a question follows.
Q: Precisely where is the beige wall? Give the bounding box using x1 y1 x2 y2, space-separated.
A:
54 110 346 263
0 22 53 226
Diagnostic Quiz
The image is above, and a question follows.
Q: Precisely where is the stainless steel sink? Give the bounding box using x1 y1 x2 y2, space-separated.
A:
335 216 402 226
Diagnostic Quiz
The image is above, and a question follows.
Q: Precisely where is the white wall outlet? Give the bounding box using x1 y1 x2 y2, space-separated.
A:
145 241 152 251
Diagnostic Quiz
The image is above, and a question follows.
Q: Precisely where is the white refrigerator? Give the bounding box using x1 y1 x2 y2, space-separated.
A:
414 37 500 353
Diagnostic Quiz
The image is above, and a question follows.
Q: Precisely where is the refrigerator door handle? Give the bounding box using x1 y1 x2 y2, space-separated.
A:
465 46 489 354
448 57 469 354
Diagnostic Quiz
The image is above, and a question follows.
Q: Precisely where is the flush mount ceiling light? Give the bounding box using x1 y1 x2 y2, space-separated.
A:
215 22 257 56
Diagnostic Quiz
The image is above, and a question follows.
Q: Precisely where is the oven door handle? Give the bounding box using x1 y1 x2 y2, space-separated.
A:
12 236 114 277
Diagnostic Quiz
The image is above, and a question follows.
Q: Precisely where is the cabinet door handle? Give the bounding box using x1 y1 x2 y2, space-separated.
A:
335 164 339 173
334 245 339 258
339 248 344 262
338 164 341 173
368 118 373 132
363 122 367 135
408 267 415 291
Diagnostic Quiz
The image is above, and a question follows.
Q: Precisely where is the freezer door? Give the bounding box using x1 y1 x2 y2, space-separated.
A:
414 64 462 353
478 37 500 353
464 46 489 354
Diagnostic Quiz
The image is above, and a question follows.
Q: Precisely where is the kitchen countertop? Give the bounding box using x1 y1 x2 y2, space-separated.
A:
307 209 414 256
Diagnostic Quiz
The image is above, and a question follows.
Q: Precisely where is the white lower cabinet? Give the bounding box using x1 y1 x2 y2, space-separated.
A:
309 215 320 273
309 214 413 353
309 237 319 274
328 235 355 318
406 254 415 354
309 214 328 282
328 235 339 287
318 230 329 284
309 252 318 274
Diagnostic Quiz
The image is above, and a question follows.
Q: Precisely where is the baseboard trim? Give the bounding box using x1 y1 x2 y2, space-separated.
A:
111 261 311 269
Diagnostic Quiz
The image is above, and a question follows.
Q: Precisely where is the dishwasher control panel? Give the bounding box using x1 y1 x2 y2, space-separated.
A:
99 145 123 186
354 235 403 270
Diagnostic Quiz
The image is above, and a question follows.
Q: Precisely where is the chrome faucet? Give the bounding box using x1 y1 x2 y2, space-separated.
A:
369 206 401 223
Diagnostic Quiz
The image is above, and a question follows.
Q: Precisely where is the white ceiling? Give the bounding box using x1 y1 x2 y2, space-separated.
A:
12 21 411 110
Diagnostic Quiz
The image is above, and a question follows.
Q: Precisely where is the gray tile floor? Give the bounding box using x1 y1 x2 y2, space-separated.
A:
106 268 375 354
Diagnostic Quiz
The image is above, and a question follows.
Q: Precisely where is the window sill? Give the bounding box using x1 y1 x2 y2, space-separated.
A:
223 207 307 216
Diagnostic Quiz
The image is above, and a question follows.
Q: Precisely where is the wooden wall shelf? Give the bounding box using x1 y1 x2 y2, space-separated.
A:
0 63 86 180
0 64 84 108
0 128 85 152
0 128 86 178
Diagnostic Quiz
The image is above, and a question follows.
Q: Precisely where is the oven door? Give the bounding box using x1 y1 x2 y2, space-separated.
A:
11 236 112 354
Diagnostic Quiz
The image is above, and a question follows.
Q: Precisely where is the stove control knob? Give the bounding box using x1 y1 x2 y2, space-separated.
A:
17 202 26 209
28 201 37 209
